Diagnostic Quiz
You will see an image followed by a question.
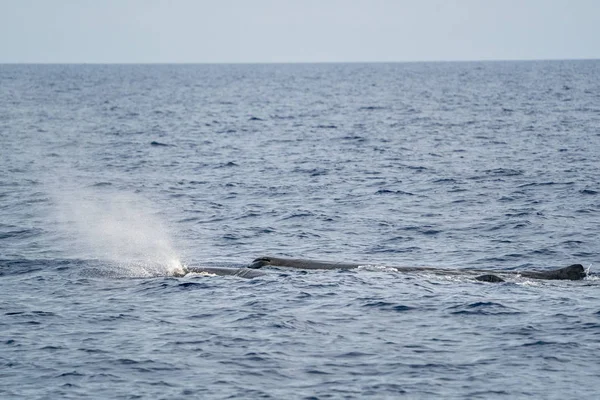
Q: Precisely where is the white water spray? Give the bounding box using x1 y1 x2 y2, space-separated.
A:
54 188 186 277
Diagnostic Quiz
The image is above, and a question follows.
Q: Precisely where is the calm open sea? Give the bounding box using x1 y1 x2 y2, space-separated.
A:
1 61 600 398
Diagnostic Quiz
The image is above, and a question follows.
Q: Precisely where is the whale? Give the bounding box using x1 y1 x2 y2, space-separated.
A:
249 256 586 282
178 266 266 279
176 257 586 282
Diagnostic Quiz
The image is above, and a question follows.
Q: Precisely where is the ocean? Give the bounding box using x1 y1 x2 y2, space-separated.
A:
1 61 600 398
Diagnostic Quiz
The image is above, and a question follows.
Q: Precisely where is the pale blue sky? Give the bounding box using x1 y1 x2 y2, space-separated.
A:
1 0 598 63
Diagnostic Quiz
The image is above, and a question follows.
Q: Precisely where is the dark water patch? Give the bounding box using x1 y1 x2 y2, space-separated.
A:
521 340 579 349
177 179 208 186
521 340 556 347
404 164 427 171
335 351 374 358
293 167 328 176
78 348 110 354
528 248 557 256
408 362 458 371
484 168 524 176
432 178 457 184
18 320 42 325
98 313 140 322
57 371 85 378
221 233 240 240
375 189 414 195
134 281 172 293
0 227 45 240
449 302 520 315
5 311 25 316
271 114 295 120
572 251 595 258
89 181 113 187
507 325 540 337
116 358 139 365
512 221 532 229
60 383 81 389
580 189 597 195
400 225 441 235
178 282 212 290
150 141 172 147
340 134 366 141
215 161 239 168
370 245 422 254
362 301 414 312
256 227 276 234
234 210 261 220
468 390 510 398
0 258 70 276
358 106 387 111
280 211 315 220
305 369 332 375
31 311 57 317
560 240 584 247
505 211 530 217
316 124 337 129
518 181 575 188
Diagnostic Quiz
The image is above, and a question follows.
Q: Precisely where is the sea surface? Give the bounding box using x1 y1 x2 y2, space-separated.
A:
1 61 600 399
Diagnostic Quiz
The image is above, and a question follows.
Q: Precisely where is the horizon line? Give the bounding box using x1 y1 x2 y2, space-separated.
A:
1 57 599 65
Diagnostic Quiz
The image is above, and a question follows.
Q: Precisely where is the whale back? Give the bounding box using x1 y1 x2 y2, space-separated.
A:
251 256 360 270
250 256 587 281
519 264 585 280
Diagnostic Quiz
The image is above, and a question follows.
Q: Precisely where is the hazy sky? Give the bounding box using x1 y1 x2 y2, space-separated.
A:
1 0 598 63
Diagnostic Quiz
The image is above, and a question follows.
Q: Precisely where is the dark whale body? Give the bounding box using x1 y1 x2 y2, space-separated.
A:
177 257 586 281
250 256 586 282
474 274 506 283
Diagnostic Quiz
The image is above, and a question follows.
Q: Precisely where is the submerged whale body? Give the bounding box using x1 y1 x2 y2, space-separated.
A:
180 266 266 279
250 256 586 282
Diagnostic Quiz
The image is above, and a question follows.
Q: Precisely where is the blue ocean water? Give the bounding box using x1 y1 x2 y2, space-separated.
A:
1 61 600 398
